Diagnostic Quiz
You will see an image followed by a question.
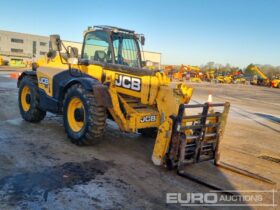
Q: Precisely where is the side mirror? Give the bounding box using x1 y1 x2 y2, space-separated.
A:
50 34 62 51
140 36 145 45
69 47 79 58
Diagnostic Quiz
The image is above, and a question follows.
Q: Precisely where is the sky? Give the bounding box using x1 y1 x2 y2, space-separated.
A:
0 0 279 67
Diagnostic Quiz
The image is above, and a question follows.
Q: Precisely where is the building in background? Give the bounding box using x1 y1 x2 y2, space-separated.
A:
0 30 161 68
0 30 49 66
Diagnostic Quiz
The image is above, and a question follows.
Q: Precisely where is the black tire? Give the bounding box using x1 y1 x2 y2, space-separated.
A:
138 127 158 138
18 76 46 122
63 84 107 145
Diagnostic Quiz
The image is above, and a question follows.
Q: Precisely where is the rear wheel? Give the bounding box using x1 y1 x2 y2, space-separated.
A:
18 76 46 122
63 84 107 145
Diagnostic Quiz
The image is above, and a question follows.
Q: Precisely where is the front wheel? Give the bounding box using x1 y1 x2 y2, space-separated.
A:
63 84 107 145
18 76 46 122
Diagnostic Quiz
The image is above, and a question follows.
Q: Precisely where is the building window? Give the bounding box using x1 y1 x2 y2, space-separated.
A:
33 41 37 55
40 51 47 55
11 48 24 53
11 38 24 43
40 42 47 46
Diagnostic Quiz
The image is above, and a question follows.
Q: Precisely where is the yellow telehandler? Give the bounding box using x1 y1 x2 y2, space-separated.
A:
17 25 230 172
249 65 271 86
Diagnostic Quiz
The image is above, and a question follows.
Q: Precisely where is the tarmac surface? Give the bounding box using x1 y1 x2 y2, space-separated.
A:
0 70 279 209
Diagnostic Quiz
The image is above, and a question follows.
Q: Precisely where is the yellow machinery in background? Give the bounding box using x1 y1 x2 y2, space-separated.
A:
205 69 215 82
232 75 247 84
215 70 247 84
0 56 4 66
174 64 202 82
10 59 27 67
271 77 280 88
186 65 202 82
17 25 229 171
216 75 233 84
163 65 176 79
249 65 270 86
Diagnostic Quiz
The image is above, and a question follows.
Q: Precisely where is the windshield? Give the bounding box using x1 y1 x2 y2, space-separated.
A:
112 34 141 68
82 31 141 68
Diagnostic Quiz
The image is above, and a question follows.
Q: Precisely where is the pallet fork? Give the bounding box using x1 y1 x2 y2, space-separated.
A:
169 102 275 187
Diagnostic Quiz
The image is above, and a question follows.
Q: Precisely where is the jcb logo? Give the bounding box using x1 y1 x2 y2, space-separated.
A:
39 77 49 88
140 115 156 123
115 74 141 91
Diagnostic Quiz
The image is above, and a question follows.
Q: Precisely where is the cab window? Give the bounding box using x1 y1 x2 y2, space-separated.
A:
82 31 112 63
112 35 141 68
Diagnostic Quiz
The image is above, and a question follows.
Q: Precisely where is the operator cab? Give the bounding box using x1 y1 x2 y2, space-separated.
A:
81 25 145 68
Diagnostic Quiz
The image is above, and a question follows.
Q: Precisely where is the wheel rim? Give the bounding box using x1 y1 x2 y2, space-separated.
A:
67 97 85 132
21 86 31 112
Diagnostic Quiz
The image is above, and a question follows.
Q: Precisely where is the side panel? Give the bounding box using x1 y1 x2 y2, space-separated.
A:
37 67 66 97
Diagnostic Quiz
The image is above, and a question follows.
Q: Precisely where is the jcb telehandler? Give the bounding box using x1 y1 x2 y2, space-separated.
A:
17 25 230 172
